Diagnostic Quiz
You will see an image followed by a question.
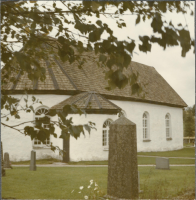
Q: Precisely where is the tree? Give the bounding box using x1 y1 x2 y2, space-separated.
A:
183 105 195 137
1 1 195 149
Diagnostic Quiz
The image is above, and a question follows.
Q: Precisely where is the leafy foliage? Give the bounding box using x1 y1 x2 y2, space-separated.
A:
1 1 194 91
183 105 195 137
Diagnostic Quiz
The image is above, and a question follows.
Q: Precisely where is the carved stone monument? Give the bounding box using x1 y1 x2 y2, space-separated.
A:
156 157 170 170
4 152 11 168
30 150 36 171
107 116 138 199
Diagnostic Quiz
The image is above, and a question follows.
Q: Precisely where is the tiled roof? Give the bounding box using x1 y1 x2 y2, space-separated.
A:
2 46 187 108
50 91 121 114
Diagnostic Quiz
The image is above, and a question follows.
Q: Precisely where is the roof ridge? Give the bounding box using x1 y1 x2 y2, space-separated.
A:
96 93 121 110
54 58 78 90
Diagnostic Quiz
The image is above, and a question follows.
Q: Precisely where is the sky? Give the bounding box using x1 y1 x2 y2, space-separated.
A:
87 2 195 107
6 1 195 107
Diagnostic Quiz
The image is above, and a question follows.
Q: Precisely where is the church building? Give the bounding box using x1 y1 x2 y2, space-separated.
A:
1 52 187 162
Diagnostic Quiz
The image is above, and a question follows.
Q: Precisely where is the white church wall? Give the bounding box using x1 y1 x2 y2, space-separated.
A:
1 94 184 162
68 114 118 161
110 100 184 152
1 94 71 161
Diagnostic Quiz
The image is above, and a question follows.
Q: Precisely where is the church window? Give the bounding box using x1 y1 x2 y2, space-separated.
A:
143 112 150 140
102 119 113 148
33 106 51 146
165 113 172 139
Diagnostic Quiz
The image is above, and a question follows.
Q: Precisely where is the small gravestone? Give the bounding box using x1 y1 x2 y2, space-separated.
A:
1 142 5 176
4 152 11 168
107 116 138 199
30 150 36 171
156 157 170 170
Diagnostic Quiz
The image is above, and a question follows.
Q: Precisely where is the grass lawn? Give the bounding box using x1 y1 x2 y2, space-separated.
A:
2 166 195 199
11 158 60 165
12 157 195 166
137 147 195 158
69 157 195 165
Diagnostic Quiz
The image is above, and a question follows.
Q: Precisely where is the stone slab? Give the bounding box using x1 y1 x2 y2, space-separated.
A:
156 157 170 170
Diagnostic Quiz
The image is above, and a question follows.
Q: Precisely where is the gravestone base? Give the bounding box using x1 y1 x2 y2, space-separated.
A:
156 157 170 170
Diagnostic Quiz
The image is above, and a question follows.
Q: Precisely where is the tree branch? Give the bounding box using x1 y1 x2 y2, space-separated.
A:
1 122 24 134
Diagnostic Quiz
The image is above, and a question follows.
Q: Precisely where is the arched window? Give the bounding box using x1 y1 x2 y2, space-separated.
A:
102 119 113 147
143 112 150 140
165 113 171 138
33 106 51 146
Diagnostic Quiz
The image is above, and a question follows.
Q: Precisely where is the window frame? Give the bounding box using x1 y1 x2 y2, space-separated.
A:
165 113 172 140
33 106 51 148
142 112 150 141
102 119 113 150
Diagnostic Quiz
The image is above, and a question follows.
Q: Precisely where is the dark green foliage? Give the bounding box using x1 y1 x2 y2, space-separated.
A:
1 1 194 91
183 105 195 137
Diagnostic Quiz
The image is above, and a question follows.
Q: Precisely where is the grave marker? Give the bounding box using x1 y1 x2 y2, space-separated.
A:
156 157 170 170
30 150 36 171
4 152 11 168
1 142 5 176
107 116 138 199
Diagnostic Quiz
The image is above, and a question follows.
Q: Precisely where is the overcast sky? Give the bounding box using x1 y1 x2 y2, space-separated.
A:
7 1 195 107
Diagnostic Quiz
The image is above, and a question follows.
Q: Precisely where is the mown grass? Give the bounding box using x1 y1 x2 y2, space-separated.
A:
69 157 195 165
137 147 195 158
12 156 195 166
2 166 195 199
11 158 60 165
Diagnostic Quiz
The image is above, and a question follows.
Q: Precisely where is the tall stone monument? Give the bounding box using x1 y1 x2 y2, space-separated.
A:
30 150 36 171
107 116 138 199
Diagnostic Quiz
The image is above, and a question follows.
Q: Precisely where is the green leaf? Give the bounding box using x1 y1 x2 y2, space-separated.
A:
139 36 151 53
29 106 34 113
96 20 102 27
136 15 140 25
84 124 91 134
89 28 104 42
91 2 100 12
178 29 191 57
99 54 107 63
151 13 163 33
131 83 140 95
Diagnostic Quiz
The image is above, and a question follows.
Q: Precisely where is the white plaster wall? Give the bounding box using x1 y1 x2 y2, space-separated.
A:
68 114 118 161
110 100 184 152
1 94 184 161
1 94 71 161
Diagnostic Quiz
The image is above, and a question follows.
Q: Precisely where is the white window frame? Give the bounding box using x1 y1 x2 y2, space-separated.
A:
33 106 51 148
165 113 172 139
143 112 150 141
102 119 113 150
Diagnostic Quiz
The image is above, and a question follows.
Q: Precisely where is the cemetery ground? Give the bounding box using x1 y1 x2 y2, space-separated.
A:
2 166 195 199
11 147 195 165
2 147 195 199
